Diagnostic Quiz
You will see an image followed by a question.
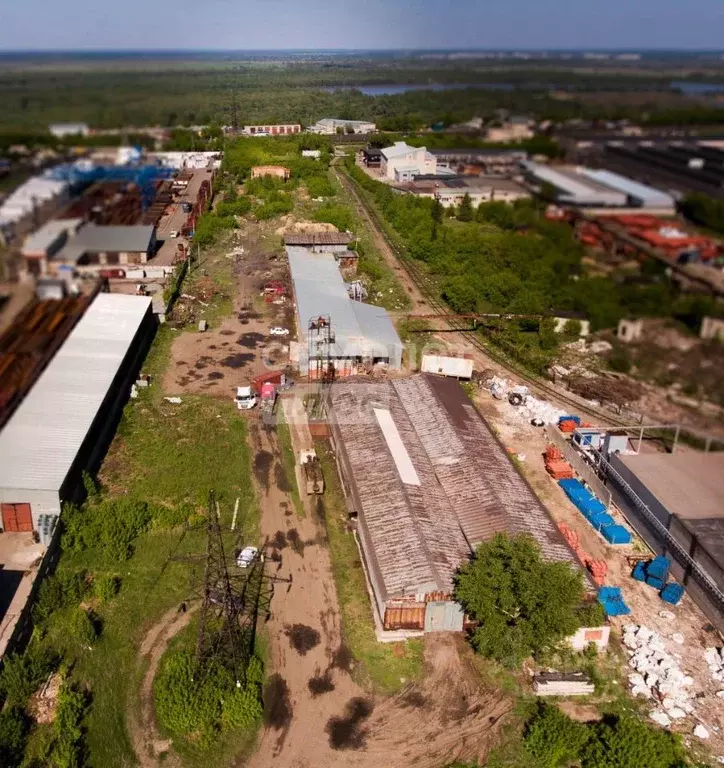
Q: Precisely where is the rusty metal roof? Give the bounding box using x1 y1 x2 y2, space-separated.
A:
329 374 580 605
330 381 469 602
283 231 352 246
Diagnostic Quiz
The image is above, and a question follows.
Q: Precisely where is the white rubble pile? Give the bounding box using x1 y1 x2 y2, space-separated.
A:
516 395 567 426
623 625 696 725
705 647 724 684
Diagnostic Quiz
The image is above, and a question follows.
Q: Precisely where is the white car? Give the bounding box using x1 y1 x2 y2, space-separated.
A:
169 230 179 239
269 327 290 337
234 386 257 411
237 546 260 569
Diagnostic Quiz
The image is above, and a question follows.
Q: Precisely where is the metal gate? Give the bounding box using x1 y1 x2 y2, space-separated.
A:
425 601 464 632
1 503 33 533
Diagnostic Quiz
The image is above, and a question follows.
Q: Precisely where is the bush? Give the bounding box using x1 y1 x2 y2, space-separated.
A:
454 534 586 667
0 708 27 767
254 196 294 220
524 702 588 767
154 651 263 743
313 202 353 232
68 608 97 647
32 570 89 624
93 574 120 603
51 684 88 768
608 344 633 374
62 498 153 562
306 176 335 198
216 197 252 217
0 646 56 708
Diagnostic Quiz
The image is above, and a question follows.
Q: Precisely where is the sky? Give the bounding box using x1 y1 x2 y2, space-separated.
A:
1 0 724 51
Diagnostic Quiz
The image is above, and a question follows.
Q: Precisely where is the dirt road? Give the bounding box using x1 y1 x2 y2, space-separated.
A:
246 419 511 768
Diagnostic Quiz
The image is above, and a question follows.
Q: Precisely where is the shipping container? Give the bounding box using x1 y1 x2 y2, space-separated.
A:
421 355 473 380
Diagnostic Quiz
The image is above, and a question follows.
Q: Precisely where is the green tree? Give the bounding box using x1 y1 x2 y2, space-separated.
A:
457 193 474 222
524 702 588 767
454 534 586 667
538 317 559 351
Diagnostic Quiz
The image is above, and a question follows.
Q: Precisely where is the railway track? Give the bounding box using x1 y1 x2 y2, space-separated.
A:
334 162 632 428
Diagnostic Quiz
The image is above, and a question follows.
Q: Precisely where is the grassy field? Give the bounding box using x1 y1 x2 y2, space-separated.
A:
314 439 424 695
276 409 304 518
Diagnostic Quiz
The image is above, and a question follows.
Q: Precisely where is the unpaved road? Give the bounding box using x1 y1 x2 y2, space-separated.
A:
246 422 511 768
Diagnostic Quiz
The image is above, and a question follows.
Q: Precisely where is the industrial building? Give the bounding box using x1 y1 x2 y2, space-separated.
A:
48 123 90 138
381 142 438 181
240 124 301 136
429 148 527 176
251 166 290 181
309 118 376 135
287 246 402 376
522 161 675 211
152 152 222 170
393 176 530 207
328 374 581 631
0 292 154 529
0 178 69 242
283 231 352 251
602 141 724 200
23 224 157 277
604 449 724 634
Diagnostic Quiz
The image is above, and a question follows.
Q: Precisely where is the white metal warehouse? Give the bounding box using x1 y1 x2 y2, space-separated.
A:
0 293 153 531
287 246 403 376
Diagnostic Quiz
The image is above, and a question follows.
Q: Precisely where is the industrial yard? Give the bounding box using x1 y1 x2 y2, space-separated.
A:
1 78 724 768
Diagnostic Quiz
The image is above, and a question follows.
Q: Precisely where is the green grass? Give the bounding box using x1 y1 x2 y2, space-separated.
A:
31 315 261 767
314 439 424 695
276 410 304 518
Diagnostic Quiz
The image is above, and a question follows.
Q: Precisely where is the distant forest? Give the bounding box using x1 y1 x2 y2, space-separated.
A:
2 56 724 132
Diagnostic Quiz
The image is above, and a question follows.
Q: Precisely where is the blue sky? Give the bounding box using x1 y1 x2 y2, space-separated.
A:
2 0 723 50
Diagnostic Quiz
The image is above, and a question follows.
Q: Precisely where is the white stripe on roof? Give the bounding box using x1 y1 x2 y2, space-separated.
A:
0 293 151 493
374 408 420 486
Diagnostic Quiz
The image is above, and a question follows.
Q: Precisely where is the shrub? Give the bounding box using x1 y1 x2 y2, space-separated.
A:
32 570 89 624
524 702 588 767
306 176 334 198
216 197 252 217
0 708 26 768
51 684 88 768
93 574 120 603
68 608 97 647
62 498 152 562
154 651 263 743
313 202 353 232
454 534 586 667
608 344 633 374
0 646 57 708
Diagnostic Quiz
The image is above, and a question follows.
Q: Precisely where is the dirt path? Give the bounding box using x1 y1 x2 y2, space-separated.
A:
246 416 511 768
129 605 197 768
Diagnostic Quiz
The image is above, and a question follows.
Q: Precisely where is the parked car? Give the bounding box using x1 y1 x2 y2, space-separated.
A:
236 546 260 569
234 386 257 410
269 327 290 336
169 230 179 239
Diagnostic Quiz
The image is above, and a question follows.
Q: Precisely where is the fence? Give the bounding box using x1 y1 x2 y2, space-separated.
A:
545 426 612 509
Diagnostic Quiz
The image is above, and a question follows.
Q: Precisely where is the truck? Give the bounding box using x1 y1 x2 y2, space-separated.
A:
234 371 287 414
259 381 277 419
299 450 324 495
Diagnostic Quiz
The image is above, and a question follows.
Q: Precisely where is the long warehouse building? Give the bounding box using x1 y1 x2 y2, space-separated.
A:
0 293 154 531
328 374 582 632
287 245 403 376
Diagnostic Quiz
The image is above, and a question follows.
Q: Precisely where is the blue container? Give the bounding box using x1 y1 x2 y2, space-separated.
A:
646 575 665 591
598 586 631 616
647 556 670 581
593 513 615 531
603 525 632 545
632 561 647 580
660 583 684 606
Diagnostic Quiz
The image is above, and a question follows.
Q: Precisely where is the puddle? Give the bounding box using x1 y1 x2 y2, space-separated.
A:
263 674 293 729
308 669 335 697
284 623 321 655
253 450 274 490
207 371 224 380
326 698 374 750
221 353 254 368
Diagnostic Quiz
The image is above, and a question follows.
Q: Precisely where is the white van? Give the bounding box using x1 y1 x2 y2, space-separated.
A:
234 386 257 410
